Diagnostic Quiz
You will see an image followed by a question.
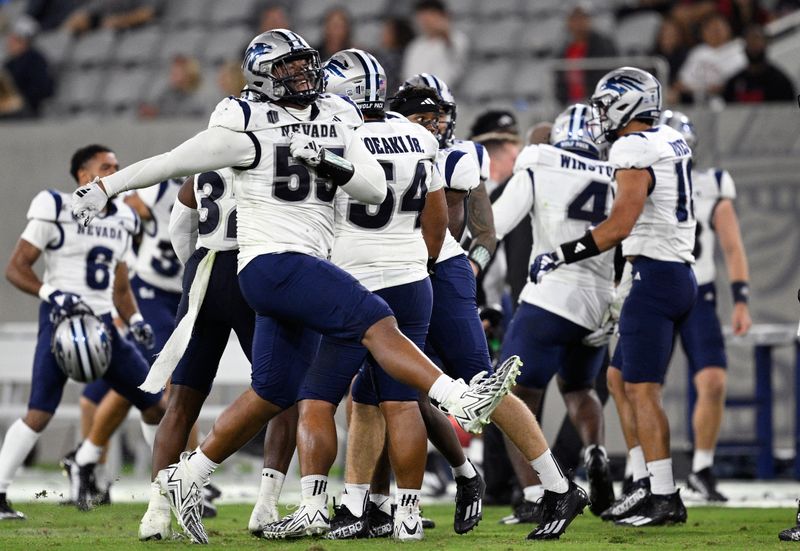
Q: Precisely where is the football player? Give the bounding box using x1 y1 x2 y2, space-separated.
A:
1 144 165 519
531 67 696 527
255 49 447 541
493 104 617 524
71 30 517 544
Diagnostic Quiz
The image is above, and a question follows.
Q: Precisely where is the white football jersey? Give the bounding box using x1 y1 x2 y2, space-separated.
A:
608 125 696 263
194 167 239 252
332 113 442 291
691 167 736 285
436 146 481 263
21 189 139 315
133 179 184 292
453 139 490 184
494 144 616 329
207 94 365 270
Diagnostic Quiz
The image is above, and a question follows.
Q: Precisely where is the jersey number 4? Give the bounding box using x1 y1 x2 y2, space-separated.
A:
567 180 610 224
348 160 428 230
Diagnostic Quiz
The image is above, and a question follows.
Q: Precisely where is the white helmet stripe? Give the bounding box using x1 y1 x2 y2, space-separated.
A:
350 50 373 102
70 317 93 382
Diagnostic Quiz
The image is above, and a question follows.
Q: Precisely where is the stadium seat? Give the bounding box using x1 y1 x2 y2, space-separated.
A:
345 0 388 22
458 60 514 102
448 0 478 18
615 11 663 55
520 0 564 17
474 19 524 57
354 20 384 51
293 23 322 49
101 67 154 113
113 27 162 67
35 30 73 67
207 0 259 26
511 60 552 100
295 0 333 25
475 0 521 17
203 24 252 64
521 15 565 56
53 67 106 113
69 29 117 67
156 28 207 63
162 0 215 27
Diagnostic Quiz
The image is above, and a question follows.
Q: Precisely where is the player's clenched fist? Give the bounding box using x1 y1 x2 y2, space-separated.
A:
289 132 323 167
72 176 109 226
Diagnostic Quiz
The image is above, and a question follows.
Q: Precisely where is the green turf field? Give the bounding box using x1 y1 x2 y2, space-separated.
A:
0 503 794 550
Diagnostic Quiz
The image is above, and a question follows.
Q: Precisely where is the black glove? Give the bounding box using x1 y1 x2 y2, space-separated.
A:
129 313 155 350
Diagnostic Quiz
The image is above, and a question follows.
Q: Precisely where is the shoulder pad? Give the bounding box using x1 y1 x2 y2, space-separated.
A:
27 189 70 222
609 133 660 170
513 144 541 171
439 148 480 191
318 93 363 128
208 96 251 132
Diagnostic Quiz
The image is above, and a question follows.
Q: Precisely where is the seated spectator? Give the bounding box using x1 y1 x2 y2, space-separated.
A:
376 17 415 93
316 6 353 61
555 3 618 106
673 12 746 103
717 0 770 37
217 60 246 97
724 25 795 103
139 55 205 119
0 69 33 120
26 0 82 31
652 17 689 88
3 16 55 116
63 0 158 35
402 0 468 87
257 2 290 34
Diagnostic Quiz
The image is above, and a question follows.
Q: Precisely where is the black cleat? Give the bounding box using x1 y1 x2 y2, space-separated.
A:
778 502 800 541
75 463 102 512
615 490 687 527
454 465 485 534
586 447 615 516
600 477 649 521
498 499 543 525
201 482 221 518
621 475 634 496
527 480 588 540
366 501 393 538
0 493 25 520
421 513 436 529
687 467 727 502
326 503 369 539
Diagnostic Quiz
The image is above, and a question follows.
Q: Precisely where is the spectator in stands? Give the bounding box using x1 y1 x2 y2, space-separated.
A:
3 16 54 117
138 55 205 119
63 0 158 35
377 17 415 94
402 0 468 87
673 12 747 103
469 109 520 145
0 69 32 120
717 0 770 37
316 6 353 61
217 61 246 98
25 0 82 31
555 3 618 106
257 2 290 34
724 25 795 102
652 17 689 88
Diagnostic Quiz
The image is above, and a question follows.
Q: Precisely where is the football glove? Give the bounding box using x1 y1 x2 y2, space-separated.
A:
129 313 155 350
582 317 616 347
72 177 109 227
41 287 93 324
289 132 323 167
529 250 564 284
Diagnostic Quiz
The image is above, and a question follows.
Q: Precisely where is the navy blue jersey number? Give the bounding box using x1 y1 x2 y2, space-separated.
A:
196 171 236 239
86 246 113 290
567 180 609 224
347 160 428 230
675 159 695 222
273 145 344 203
150 240 181 277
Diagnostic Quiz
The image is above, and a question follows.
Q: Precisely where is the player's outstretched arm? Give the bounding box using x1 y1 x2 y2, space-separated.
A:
714 199 752 335
492 168 535 240
169 177 199 266
420 188 448 264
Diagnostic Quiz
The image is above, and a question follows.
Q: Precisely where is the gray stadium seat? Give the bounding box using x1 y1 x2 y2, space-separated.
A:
354 21 384 51
162 0 215 27
521 0 564 17
102 67 153 112
156 28 206 63
458 60 513 102
35 30 73 67
208 0 259 25
293 23 322 48
448 0 478 18
296 0 332 24
69 29 116 67
476 0 520 17
615 11 663 55
522 15 565 56
475 19 523 57
53 67 105 113
203 25 252 64
346 0 388 22
511 60 552 100
113 27 162 66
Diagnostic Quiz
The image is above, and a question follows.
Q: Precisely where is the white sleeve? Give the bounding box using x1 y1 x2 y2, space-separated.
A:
169 196 199 266
339 127 387 205
102 127 256 196
429 161 444 193
20 219 59 251
716 169 736 200
135 186 160 209
492 169 535 240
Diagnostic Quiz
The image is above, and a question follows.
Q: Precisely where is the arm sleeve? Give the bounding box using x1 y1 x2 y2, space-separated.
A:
492 169 535 240
20 219 59 251
339 127 387 205
101 127 256 196
169 198 199 266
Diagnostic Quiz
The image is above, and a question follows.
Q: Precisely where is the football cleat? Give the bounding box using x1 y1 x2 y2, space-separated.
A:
527 480 588 540
437 356 521 434
687 467 727 502
498 499 543 525
248 499 280 535
779 502 800 541
75 463 101 512
394 505 424 541
201 482 221 518
366 501 393 538
621 475 634 496
453 464 484 534
326 503 369 539
600 477 650 521
615 490 687 527
138 482 172 541
157 452 208 544
258 501 329 539
586 446 615 516
0 494 25 520
421 514 436 529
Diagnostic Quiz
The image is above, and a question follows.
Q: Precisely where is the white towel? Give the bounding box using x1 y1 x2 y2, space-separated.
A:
139 250 217 393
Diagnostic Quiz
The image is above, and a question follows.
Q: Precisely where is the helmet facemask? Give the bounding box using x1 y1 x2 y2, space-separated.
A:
438 101 456 148
254 50 324 106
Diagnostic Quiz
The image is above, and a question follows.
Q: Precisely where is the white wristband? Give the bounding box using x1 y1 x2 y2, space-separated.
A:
128 312 144 326
38 284 57 302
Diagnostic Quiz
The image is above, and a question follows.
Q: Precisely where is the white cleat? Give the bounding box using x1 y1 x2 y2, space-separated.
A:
393 505 424 542
156 452 209 544
139 482 173 541
437 356 522 434
248 499 280 535
258 500 329 539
